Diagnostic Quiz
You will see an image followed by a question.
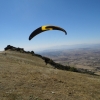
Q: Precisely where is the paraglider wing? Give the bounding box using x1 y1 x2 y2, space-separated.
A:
29 25 67 40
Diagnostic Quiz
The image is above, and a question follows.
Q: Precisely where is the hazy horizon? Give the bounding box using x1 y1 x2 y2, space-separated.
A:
1 43 100 52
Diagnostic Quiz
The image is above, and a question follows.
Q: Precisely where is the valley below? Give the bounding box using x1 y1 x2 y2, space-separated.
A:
40 47 100 75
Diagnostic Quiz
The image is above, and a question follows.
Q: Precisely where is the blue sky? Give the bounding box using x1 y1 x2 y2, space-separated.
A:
0 0 100 51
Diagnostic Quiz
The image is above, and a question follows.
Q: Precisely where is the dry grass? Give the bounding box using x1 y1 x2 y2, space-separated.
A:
0 51 100 100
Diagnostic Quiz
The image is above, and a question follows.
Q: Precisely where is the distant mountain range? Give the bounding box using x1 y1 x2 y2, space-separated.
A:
38 43 100 54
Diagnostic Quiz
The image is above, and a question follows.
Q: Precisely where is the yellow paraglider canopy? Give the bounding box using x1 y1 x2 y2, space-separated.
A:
29 25 67 40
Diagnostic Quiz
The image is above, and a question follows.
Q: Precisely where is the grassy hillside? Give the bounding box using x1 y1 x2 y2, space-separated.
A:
0 50 100 100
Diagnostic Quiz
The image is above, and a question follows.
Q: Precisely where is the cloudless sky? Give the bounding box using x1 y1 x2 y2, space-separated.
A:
0 0 100 51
